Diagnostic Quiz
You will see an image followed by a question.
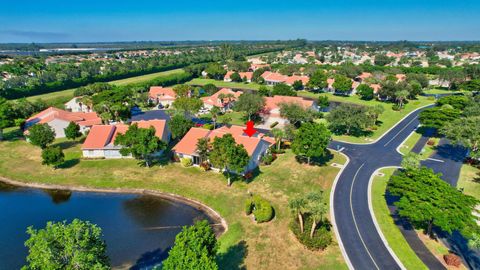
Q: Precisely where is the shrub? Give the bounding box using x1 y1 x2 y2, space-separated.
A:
444 254 461 267
180 157 193 167
244 171 254 180
392 104 401 111
427 139 436 146
245 195 274 223
203 123 214 130
245 198 254 215
261 152 275 165
290 215 332 250
199 161 211 171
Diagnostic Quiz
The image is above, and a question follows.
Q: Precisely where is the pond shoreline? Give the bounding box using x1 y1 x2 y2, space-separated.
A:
0 176 228 235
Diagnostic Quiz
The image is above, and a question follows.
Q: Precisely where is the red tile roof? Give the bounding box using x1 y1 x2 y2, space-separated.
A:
201 88 242 107
149 86 176 100
224 71 253 81
132 120 168 141
26 107 101 127
262 95 315 117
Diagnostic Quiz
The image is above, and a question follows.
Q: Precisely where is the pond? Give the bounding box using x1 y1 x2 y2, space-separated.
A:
0 182 221 269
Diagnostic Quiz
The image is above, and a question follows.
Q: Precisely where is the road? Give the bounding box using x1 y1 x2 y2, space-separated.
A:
330 107 429 270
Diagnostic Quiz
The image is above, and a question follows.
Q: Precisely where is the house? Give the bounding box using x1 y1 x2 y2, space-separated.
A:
356 72 372 82
172 125 274 172
370 84 382 94
249 63 269 71
395 74 407 82
64 97 91 113
25 107 102 138
260 95 318 127
261 71 309 86
201 88 242 112
82 119 170 159
148 86 176 107
224 71 253 82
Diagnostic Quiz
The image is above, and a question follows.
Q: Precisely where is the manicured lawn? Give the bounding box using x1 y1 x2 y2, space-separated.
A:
421 137 440 159
24 88 76 104
201 111 246 126
372 168 428 270
458 164 480 199
109 68 185 86
399 131 423 155
187 78 267 90
297 91 434 143
422 88 464 95
0 134 347 270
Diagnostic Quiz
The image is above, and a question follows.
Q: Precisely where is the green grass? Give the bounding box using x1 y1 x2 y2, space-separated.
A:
372 168 428 270
109 68 185 86
0 134 347 270
187 78 267 90
422 88 464 95
17 69 185 105
458 164 480 200
399 131 423 155
298 91 434 143
420 137 439 159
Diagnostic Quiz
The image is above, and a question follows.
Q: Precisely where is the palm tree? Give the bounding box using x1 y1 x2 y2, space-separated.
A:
306 191 327 238
210 106 221 129
196 138 209 164
288 197 307 233
395 90 409 109
271 128 285 152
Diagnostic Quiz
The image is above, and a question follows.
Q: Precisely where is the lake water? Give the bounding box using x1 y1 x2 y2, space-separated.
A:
0 182 219 269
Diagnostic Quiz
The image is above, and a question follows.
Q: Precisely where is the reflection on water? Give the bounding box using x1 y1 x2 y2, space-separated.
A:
0 182 216 269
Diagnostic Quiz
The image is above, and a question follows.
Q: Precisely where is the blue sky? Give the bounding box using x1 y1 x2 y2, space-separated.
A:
1 0 479 42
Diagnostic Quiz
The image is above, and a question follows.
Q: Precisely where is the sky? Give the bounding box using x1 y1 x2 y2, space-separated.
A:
1 0 480 43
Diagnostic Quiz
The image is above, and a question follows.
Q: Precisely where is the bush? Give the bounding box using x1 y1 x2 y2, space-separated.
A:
199 161 211 171
203 123 214 130
427 139 436 146
392 104 401 111
261 152 275 165
245 195 274 223
180 157 193 167
290 215 332 250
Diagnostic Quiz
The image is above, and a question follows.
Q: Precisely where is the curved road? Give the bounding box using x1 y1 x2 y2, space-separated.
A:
330 107 428 270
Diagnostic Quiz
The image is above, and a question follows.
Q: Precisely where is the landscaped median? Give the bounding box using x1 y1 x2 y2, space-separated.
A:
0 131 348 270
187 78 266 90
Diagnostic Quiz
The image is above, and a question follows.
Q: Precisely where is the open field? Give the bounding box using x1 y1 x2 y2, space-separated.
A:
18 69 186 105
458 164 480 199
0 131 347 270
371 168 428 270
297 92 434 143
187 78 266 90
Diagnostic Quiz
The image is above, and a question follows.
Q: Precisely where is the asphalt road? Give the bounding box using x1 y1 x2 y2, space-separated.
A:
330 107 428 270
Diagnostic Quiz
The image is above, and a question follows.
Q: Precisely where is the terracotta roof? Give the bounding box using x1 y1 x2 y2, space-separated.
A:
173 125 273 156
132 120 168 140
370 83 382 93
395 74 406 81
149 86 176 100
262 95 314 117
358 72 372 80
224 71 253 80
26 107 101 127
261 71 309 85
201 88 242 107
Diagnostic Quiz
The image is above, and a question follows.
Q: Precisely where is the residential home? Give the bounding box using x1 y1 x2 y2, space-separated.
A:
356 72 372 82
260 95 318 127
395 74 407 82
201 88 242 112
370 84 382 94
25 107 102 138
82 119 170 159
224 71 253 82
64 97 92 113
261 71 309 86
149 86 177 107
172 125 274 173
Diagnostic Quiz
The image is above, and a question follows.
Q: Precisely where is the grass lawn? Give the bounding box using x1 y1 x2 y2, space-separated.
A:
372 168 428 270
398 131 423 155
109 68 184 86
201 111 246 126
0 131 347 270
187 78 267 91
421 137 440 158
16 69 186 106
457 164 480 199
297 91 435 143
422 88 464 95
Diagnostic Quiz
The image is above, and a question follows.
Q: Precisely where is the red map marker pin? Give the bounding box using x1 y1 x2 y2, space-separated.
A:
243 120 257 137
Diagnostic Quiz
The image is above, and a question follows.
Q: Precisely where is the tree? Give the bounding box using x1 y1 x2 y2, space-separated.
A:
114 124 166 167
202 84 218 96
64 121 82 140
439 69 466 90
317 95 329 110
272 83 296 96
173 84 191 98
27 124 55 149
292 80 303 90
171 114 195 140
205 63 227 80
173 97 203 117
388 167 478 237
0 97 14 140
356 84 374 100
461 79 480 92
162 220 218 270
436 95 470 110
418 107 461 130
209 134 249 186
23 219 109 270
441 117 480 158
196 138 209 164
271 128 285 152
374 54 393 66
279 102 315 126
406 73 429 89
233 92 266 120
288 196 307 233
41 146 65 169
305 191 327 238
367 105 385 125
326 104 371 135
210 106 221 129
395 90 409 109
291 122 331 165
401 152 421 171
332 74 352 94
258 86 271 97
230 72 242 82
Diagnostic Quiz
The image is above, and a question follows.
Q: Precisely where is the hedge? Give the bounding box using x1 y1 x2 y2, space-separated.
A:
245 195 274 223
